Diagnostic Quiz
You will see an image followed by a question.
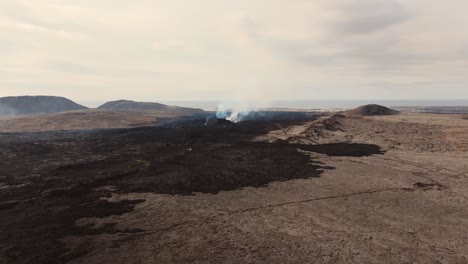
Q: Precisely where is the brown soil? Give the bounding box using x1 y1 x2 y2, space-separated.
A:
257 113 457 152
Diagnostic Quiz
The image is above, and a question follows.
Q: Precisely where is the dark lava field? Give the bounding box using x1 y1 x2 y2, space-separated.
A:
0 114 383 264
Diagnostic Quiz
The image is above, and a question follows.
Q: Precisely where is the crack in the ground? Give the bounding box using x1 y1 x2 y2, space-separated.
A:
161 220 197 232
383 155 468 178
137 188 403 236
223 188 401 215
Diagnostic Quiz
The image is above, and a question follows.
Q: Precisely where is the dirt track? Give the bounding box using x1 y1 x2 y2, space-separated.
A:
1 112 468 263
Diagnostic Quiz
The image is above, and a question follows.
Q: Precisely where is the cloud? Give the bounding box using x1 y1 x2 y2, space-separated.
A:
256 0 468 76
0 0 467 101
327 0 410 35
47 61 95 74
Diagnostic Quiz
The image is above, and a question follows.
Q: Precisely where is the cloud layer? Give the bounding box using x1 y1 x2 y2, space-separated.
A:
1 0 467 101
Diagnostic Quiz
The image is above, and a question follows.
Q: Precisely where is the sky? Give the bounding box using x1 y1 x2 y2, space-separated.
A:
1 0 468 103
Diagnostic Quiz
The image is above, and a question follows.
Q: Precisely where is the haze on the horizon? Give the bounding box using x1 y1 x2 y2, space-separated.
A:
1 0 467 102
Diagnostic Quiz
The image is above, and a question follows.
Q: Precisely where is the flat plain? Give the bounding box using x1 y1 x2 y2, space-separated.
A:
1 110 467 264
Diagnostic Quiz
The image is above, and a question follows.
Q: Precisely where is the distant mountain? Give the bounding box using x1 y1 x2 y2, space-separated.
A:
0 96 88 115
98 100 167 110
97 100 203 113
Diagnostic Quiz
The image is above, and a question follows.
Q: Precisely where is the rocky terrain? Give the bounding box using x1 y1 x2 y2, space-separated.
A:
0 96 87 115
256 113 457 152
1 107 468 264
0 97 205 132
0 110 202 132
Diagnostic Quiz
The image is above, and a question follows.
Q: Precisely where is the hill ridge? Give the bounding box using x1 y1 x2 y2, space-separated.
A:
0 95 87 115
97 99 203 113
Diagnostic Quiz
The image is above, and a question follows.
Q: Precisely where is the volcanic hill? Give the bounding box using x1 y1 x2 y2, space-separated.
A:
0 96 87 115
98 100 203 113
346 104 399 116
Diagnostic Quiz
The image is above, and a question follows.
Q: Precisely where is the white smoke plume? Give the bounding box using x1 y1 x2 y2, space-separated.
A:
214 97 274 123
215 104 253 123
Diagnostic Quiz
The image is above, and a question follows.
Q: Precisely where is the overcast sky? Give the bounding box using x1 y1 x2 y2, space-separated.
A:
1 0 468 103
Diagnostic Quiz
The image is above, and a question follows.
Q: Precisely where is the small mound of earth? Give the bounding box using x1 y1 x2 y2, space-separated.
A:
347 104 399 116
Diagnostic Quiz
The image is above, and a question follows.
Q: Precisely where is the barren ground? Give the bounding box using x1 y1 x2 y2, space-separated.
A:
0 109 198 132
1 112 467 264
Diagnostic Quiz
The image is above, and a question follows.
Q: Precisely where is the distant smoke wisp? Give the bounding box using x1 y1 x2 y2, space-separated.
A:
216 104 252 123
0 104 18 116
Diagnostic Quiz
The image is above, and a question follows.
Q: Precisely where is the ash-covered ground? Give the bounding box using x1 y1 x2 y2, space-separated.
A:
0 112 383 264
1 110 468 264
